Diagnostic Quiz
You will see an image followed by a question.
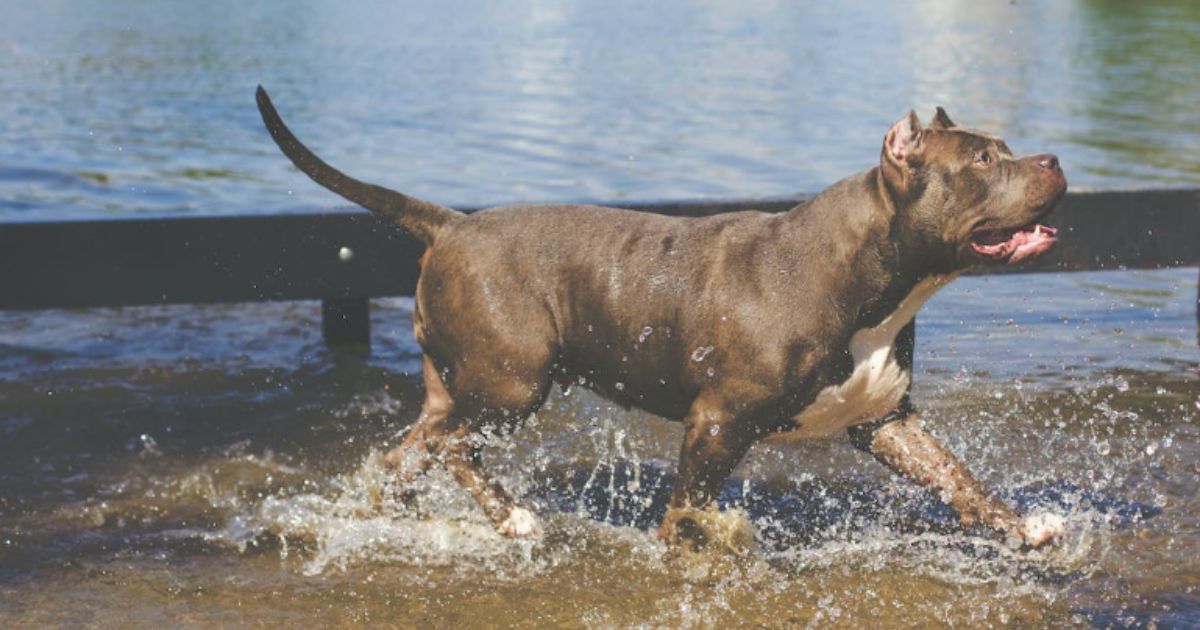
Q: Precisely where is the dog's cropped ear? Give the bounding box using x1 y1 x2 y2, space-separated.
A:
884 110 925 166
929 106 956 130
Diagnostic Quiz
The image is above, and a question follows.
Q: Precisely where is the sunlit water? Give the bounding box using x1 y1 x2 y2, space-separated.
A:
2 0 1199 218
1 0 1199 627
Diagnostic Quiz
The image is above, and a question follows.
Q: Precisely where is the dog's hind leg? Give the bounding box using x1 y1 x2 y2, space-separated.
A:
383 354 454 500
386 349 552 539
439 359 554 539
442 434 543 538
392 412 542 539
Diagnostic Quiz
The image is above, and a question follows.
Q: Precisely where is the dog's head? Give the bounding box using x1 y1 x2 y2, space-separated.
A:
880 108 1066 269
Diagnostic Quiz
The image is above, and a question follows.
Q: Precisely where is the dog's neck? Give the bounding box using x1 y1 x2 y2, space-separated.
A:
779 166 958 331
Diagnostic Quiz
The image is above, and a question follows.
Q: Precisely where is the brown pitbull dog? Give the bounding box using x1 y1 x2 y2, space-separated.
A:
257 87 1067 548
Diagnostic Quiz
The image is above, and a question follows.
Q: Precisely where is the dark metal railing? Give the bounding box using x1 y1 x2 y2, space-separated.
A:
2 188 1197 346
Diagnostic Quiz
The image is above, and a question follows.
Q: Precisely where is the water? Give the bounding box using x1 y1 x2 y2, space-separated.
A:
1 0 1199 627
2 0 1200 218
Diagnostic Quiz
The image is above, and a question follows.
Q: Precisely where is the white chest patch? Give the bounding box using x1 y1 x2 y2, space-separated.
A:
769 274 957 441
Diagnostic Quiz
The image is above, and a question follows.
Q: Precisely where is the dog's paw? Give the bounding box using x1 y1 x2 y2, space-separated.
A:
498 507 543 540
659 506 756 555
1020 512 1065 548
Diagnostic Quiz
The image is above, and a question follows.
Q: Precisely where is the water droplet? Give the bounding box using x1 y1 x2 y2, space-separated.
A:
706 367 715 377
1096 440 1111 456
1145 443 1157 456
1115 376 1129 392
614 382 625 391
690 346 714 362
637 326 653 343
130 433 162 458
708 424 720 436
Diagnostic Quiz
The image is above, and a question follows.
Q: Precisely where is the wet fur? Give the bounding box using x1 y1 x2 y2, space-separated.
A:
257 89 1067 548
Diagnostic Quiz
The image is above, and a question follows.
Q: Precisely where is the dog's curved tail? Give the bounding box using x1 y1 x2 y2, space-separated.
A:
256 86 459 245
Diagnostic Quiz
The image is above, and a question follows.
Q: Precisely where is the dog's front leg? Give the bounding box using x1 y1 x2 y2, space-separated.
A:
658 398 756 550
848 411 1060 548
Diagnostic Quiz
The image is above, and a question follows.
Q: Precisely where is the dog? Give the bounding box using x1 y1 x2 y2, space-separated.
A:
256 87 1066 549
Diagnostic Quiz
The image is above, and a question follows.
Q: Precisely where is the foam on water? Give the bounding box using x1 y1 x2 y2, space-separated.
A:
171 415 1124 600
197 452 526 575
204 363 1166 591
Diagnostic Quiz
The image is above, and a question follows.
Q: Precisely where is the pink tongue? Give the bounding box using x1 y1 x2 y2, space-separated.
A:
1006 225 1057 265
971 225 1058 264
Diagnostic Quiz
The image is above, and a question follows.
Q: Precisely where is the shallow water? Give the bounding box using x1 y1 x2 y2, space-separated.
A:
1 269 1197 627
2 0 1200 627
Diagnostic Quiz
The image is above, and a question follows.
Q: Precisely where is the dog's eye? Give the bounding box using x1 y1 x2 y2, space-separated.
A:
974 150 992 166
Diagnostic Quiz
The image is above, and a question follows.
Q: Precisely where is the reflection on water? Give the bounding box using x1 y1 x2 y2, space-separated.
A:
0 268 1196 626
1072 0 1200 184
1 0 1199 219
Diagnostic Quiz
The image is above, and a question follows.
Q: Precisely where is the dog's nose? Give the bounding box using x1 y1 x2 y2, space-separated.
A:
1036 154 1060 172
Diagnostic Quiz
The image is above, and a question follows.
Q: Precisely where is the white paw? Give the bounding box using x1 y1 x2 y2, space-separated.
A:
1020 512 1065 548
498 507 543 540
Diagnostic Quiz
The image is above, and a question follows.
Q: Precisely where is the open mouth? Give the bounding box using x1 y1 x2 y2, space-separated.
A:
970 223 1058 265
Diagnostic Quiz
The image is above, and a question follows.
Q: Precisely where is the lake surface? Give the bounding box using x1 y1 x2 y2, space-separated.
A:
1 0 1198 628
2 0 1199 218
